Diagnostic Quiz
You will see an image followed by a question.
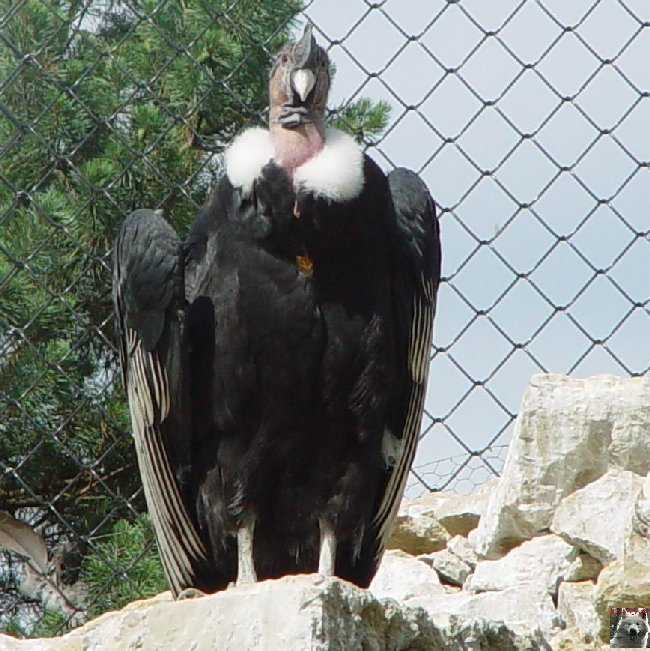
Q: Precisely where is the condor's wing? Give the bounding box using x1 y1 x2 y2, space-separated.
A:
112 209 213 595
355 168 441 585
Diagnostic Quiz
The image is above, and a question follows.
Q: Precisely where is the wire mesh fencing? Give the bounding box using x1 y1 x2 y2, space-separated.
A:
0 0 648 637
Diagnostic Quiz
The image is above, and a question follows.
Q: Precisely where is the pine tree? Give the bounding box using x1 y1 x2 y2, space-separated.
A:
0 0 388 636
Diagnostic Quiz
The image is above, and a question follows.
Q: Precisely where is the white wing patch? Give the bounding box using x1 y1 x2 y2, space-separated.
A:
371 287 435 562
409 276 435 383
125 330 207 593
381 428 405 469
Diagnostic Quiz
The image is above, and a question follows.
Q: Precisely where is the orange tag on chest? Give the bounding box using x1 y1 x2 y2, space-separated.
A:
296 254 313 276
293 201 312 275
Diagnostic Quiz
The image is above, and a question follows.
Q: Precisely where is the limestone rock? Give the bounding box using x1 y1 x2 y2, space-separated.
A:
564 552 602 582
0 574 556 651
408 583 562 641
632 472 650 538
550 627 610 651
625 474 650 571
442 584 462 594
422 617 552 650
594 559 650 644
474 374 650 558
398 491 457 516
551 469 644 564
1 576 444 651
607 383 650 476
446 534 479 568
589 472 650 644
5 373 648 651
369 549 443 602
557 581 599 640
419 549 472 586
388 493 451 555
465 534 586 597
434 479 496 537
467 527 479 552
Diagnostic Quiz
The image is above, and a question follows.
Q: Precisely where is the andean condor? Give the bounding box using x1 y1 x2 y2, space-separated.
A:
112 24 441 596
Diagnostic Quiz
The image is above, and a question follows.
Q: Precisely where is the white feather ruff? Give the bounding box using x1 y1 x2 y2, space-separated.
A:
224 126 365 202
224 127 275 196
294 128 364 202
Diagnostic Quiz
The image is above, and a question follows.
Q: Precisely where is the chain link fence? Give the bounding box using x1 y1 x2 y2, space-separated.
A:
1 0 648 637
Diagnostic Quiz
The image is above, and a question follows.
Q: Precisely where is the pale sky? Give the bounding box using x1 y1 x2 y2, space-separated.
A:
300 0 650 495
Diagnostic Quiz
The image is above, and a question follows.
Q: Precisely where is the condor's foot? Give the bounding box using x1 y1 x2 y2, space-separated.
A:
236 516 258 586
176 587 207 600
317 518 337 576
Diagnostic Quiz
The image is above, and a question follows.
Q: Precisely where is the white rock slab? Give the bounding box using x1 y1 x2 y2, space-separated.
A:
434 479 497 537
408 583 562 641
557 581 599 641
465 534 585 597
0 576 444 651
0 573 556 651
594 559 650 645
551 469 644 564
467 527 479 552
474 374 650 559
591 476 650 645
369 549 444 602
446 535 479 568
565 552 602 582
549 627 609 651
388 494 451 555
632 471 650 538
434 618 552 650
419 549 472 586
625 473 650 573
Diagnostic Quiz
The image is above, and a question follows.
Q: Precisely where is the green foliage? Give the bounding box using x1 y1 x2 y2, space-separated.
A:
80 516 166 618
0 0 300 552
27 610 70 639
332 98 391 144
1 618 24 639
0 593 70 639
0 0 389 633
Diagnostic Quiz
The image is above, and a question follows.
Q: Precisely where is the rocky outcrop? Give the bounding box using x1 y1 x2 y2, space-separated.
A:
419 548 472 586
464 534 593 596
369 549 445 602
446 534 479 568
551 469 643 564
0 577 442 651
386 492 451 554
433 478 497 537
387 374 649 649
473 374 650 559
3 374 648 650
557 581 599 642
0 575 551 651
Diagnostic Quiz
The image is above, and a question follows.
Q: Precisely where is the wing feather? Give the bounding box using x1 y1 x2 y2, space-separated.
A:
369 169 441 568
113 209 212 596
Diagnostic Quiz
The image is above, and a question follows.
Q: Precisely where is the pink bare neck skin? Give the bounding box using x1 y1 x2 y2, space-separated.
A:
270 120 325 176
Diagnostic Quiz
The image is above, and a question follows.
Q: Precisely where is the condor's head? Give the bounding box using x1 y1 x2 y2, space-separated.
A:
269 25 330 171
270 24 330 129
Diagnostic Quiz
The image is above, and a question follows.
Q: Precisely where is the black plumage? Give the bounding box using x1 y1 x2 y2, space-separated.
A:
113 25 441 595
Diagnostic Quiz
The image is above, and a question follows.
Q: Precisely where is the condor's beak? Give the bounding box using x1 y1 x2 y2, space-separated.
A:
292 69 316 103
291 24 318 102
274 24 326 128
